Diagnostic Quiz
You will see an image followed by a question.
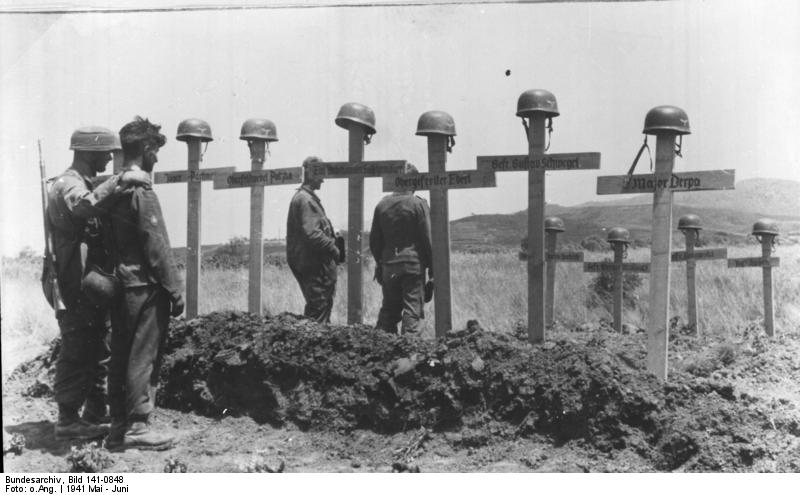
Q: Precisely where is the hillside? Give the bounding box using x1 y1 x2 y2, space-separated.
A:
451 178 800 251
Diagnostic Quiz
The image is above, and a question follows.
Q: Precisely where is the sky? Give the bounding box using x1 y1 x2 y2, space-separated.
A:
1 0 799 257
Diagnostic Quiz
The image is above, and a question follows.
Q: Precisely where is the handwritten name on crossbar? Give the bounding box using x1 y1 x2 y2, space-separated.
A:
213 167 303 189
476 152 600 172
671 247 728 262
382 170 496 192
154 167 235 184
584 261 650 273
547 251 584 262
597 169 735 195
311 160 408 178
727 257 780 269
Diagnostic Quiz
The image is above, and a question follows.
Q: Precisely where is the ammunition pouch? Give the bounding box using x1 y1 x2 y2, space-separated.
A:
81 264 120 308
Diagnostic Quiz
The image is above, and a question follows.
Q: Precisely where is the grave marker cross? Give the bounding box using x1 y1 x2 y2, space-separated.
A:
596 106 736 381
727 219 780 336
310 103 409 324
476 89 601 344
541 217 584 327
583 227 650 332
212 119 303 315
383 110 496 338
670 214 728 333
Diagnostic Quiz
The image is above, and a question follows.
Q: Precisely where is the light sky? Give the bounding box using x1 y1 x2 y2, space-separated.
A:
2 0 798 257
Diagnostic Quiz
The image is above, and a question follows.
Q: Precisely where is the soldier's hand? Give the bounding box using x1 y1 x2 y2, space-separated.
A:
119 170 152 189
170 295 185 317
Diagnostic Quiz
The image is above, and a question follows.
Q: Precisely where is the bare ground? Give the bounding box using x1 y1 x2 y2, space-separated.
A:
3 312 799 473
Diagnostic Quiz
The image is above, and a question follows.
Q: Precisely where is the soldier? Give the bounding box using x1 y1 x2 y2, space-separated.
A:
105 116 184 451
286 156 341 323
47 126 151 440
369 164 433 334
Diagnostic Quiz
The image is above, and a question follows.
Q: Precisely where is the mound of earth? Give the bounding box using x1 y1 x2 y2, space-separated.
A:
7 311 800 472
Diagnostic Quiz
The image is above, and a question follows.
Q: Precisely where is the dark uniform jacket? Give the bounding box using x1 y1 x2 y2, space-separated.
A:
46 167 121 310
369 192 432 273
286 185 338 273
105 178 182 303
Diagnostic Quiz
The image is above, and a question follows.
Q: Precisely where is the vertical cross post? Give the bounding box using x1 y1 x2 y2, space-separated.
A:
477 89 601 343
175 118 215 319
214 118 301 315
596 106 735 380
383 110 496 338
346 125 366 324
542 217 584 327
611 240 625 333
727 219 780 336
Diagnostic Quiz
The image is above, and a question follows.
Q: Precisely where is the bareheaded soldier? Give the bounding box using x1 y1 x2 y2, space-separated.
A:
286 156 342 323
46 126 151 440
369 163 433 334
106 116 184 451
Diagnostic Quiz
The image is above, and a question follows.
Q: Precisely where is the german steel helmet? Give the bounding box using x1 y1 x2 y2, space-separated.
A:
335 102 376 135
752 218 779 237
516 89 560 118
607 227 631 244
678 214 703 231
69 127 121 151
544 216 565 233
239 118 278 142
643 106 691 135
176 118 214 142
416 110 456 137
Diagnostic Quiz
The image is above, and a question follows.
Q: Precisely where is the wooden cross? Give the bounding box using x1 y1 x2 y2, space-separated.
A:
541 217 584 327
476 89 600 344
383 110 496 338
307 103 411 325
595 105 736 381
583 231 650 333
671 215 728 334
213 119 302 315
727 220 780 336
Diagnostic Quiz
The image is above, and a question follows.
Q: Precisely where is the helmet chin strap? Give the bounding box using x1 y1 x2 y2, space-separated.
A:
364 132 373 145
674 135 683 157
446 136 455 153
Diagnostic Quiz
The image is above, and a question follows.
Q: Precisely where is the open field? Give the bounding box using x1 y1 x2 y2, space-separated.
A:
4 244 799 377
3 245 799 472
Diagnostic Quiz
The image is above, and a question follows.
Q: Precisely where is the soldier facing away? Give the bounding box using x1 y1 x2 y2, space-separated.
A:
105 116 184 451
286 156 342 323
369 163 433 335
46 126 151 440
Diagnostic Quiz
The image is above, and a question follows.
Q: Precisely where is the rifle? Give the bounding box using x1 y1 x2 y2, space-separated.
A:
39 140 65 312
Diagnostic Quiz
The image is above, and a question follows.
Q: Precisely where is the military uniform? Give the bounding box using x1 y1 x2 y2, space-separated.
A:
105 174 182 425
286 185 338 323
369 192 432 334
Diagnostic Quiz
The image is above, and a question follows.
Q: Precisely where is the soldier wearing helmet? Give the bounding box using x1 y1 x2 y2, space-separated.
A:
369 163 433 335
286 156 342 323
104 116 183 451
46 126 151 441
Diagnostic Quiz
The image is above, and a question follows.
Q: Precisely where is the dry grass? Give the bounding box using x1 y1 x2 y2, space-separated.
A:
3 244 798 376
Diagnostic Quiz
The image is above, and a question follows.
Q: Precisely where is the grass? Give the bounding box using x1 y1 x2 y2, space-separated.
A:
3 244 799 376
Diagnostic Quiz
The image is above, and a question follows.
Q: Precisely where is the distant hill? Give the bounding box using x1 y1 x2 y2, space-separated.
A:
451 178 800 251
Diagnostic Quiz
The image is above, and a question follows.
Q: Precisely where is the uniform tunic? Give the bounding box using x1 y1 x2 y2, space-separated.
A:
46 167 121 412
286 185 338 323
105 177 182 421
369 192 432 334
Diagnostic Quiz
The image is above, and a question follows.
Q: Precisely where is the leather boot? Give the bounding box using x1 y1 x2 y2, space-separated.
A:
55 404 108 441
111 421 174 451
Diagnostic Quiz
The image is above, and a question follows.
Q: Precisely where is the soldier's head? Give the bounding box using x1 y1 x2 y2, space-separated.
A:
119 116 166 172
69 126 120 175
302 156 324 190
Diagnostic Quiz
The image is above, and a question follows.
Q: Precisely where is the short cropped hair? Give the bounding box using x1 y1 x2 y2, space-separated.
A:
119 116 166 158
302 156 322 168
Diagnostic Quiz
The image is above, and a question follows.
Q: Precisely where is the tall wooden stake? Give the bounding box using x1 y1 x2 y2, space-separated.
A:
248 141 266 315
185 138 202 319
544 230 558 327
683 229 698 331
428 135 452 337
347 126 366 324
762 237 775 336
612 241 625 333
527 114 546 343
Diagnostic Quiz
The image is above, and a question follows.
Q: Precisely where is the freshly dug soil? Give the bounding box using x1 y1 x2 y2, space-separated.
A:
6 311 799 472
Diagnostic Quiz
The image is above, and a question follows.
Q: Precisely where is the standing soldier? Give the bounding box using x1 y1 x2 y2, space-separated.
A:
286 156 342 323
105 116 184 451
369 164 433 335
46 126 150 440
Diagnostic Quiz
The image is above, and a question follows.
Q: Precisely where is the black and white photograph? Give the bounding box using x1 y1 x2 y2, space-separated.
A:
1 0 799 482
